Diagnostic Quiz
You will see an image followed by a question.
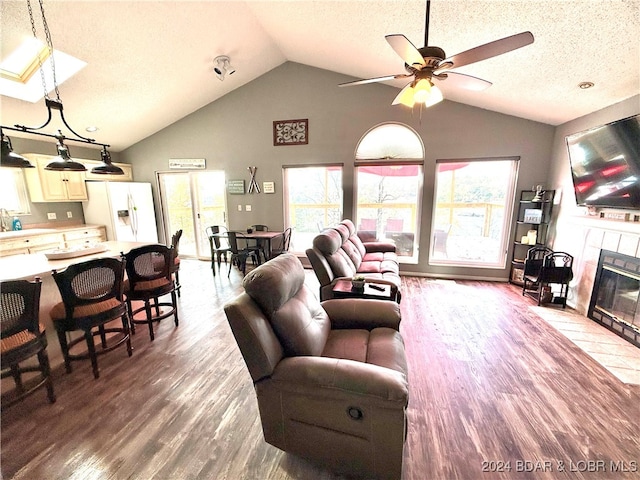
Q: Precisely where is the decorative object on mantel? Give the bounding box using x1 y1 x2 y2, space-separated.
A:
0 0 122 175
227 180 245 195
273 119 308 146
247 167 260 193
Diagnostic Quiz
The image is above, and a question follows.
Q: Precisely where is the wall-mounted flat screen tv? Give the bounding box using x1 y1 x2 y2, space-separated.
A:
566 114 640 209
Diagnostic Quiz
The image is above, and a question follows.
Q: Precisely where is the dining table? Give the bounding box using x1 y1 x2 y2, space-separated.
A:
208 229 285 276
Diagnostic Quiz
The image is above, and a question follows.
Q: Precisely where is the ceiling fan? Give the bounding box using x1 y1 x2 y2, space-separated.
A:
339 0 534 108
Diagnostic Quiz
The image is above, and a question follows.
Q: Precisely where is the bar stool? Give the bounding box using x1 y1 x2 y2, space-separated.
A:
123 244 179 341
50 257 132 379
1 278 56 408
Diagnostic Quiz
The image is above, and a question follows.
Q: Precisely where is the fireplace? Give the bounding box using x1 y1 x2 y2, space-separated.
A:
589 250 640 347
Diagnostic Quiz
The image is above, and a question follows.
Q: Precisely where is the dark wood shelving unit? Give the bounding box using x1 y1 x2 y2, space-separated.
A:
509 189 555 285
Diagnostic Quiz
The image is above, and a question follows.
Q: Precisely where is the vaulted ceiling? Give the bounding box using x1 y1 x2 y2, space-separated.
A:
1 1 638 151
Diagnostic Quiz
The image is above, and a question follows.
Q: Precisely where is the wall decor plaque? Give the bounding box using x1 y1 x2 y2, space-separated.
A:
228 180 245 194
273 119 308 146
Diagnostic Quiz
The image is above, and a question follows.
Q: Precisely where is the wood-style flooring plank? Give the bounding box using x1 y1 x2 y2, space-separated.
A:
2 262 639 479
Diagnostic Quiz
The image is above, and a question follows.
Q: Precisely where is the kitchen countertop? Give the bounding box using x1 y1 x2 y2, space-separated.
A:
0 240 150 281
0 224 105 240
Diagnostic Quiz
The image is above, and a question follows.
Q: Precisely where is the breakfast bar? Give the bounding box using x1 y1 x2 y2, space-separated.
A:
0 240 153 368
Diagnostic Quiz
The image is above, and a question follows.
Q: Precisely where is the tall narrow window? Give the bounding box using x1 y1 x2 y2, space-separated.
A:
283 165 343 254
430 158 519 268
354 123 424 263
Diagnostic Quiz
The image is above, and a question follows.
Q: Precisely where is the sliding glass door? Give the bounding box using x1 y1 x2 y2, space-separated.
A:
157 171 226 258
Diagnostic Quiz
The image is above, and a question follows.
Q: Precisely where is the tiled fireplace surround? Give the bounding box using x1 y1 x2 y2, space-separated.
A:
568 222 640 321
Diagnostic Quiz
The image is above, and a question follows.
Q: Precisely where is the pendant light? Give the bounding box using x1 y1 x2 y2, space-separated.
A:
1 131 34 168
90 147 124 175
43 133 88 172
0 0 120 174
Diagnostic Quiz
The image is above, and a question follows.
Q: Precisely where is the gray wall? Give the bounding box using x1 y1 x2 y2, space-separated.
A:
7 136 120 227
545 94 640 312
121 61 555 279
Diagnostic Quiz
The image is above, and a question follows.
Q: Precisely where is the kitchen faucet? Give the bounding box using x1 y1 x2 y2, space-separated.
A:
0 208 11 232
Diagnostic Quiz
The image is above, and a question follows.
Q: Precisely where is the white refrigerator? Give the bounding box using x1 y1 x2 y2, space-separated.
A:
82 182 159 243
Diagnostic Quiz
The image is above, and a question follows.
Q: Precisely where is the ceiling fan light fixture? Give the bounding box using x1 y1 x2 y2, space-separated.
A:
423 84 443 107
413 78 432 103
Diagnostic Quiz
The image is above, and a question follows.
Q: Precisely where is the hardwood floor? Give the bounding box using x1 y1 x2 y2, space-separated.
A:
2 260 639 479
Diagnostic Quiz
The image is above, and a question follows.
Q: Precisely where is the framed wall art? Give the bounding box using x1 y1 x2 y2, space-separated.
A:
273 119 308 146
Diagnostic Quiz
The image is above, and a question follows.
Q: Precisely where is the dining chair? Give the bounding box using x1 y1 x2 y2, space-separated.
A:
123 244 179 341
170 229 182 297
227 231 260 276
271 227 292 257
206 225 231 277
50 257 133 379
1 278 56 408
249 224 269 262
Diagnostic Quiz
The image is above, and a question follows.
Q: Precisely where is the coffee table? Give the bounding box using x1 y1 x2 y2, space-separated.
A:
332 279 394 301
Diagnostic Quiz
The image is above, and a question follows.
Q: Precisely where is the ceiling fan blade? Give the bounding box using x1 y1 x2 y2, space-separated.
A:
392 82 416 107
434 71 492 91
385 34 426 68
435 31 534 73
339 74 412 87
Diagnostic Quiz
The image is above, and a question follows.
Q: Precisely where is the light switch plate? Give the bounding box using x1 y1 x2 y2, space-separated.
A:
47 212 57 220
245 205 252 212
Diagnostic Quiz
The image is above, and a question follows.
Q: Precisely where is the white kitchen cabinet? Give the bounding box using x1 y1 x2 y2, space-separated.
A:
23 154 88 202
82 160 134 182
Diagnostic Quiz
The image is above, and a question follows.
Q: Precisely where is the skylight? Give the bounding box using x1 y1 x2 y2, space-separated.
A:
0 38 86 103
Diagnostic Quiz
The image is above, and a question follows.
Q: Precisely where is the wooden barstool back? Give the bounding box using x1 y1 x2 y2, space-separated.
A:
1 277 56 408
124 244 179 341
50 257 132 379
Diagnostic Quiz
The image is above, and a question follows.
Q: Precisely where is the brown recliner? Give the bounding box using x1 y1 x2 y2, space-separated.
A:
224 253 409 479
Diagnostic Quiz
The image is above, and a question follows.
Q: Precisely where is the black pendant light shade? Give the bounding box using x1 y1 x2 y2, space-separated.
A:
1 133 34 168
90 147 124 175
44 138 87 172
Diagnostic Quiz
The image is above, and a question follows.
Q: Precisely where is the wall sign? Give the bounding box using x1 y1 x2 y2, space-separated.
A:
169 158 205 169
227 180 245 194
273 119 308 146
263 182 275 194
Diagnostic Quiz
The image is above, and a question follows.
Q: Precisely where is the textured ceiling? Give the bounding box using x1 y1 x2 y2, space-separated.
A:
1 0 638 151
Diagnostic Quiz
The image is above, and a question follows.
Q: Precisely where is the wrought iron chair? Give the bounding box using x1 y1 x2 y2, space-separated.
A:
124 244 179 341
1 278 56 408
206 225 231 277
523 249 573 307
249 224 269 262
51 257 132 378
271 227 292 258
227 231 260 276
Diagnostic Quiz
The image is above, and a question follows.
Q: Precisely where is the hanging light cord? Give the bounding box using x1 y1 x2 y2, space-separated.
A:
2 0 109 149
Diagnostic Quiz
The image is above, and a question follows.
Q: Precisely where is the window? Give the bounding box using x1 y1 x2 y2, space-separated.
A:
430 158 519 268
354 123 424 263
283 165 343 254
0 168 31 215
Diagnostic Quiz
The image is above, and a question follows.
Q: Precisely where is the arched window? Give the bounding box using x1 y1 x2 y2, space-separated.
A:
354 123 424 263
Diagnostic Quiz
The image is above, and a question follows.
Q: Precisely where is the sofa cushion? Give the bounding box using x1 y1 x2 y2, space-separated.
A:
313 229 342 255
323 327 407 376
243 253 330 357
327 249 357 278
341 239 363 270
